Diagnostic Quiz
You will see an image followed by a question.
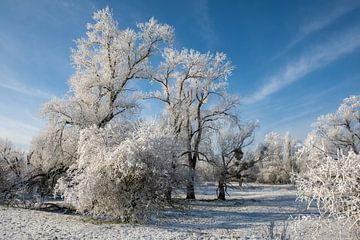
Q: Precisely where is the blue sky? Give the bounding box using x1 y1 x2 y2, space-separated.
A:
1 0 360 149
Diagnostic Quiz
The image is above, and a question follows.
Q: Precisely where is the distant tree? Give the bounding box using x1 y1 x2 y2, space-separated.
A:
208 119 258 200
311 95 360 155
256 132 301 184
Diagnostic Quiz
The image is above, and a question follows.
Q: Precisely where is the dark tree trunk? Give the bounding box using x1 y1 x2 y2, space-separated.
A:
186 157 196 199
185 107 196 200
186 181 195 199
238 178 243 188
165 186 172 202
217 180 226 200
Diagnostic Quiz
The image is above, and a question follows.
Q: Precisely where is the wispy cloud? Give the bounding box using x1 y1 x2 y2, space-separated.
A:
0 67 54 99
267 107 322 130
0 115 41 150
243 25 360 104
290 1 360 48
192 0 217 49
271 1 360 61
0 78 54 99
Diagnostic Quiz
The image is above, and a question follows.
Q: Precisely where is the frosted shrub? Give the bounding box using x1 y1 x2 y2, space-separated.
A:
56 121 179 222
257 165 291 184
296 151 360 229
0 165 8 194
288 215 358 240
262 221 290 240
27 126 79 195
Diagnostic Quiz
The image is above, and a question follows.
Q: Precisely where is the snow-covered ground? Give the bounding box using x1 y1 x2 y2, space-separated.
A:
0 183 352 239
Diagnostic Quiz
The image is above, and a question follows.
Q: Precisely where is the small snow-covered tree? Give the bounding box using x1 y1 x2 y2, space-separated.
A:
296 95 360 230
56 120 179 222
148 48 238 199
208 119 258 200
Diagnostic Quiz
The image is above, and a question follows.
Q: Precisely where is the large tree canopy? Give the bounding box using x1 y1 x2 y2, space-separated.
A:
44 7 173 129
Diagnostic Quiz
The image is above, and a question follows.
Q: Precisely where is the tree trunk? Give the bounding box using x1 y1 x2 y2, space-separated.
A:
217 180 226 200
238 178 243 188
165 160 177 202
165 186 172 202
186 101 203 200
186 160 196 199
186 181 195 199
185 107 196 200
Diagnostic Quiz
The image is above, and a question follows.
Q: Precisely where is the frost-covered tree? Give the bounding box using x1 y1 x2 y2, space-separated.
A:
29 7 174 193
148 48 238 199
311 95 360 156
207 119 258 200
56 120 179 222
296 95 360 229
44 7 173 129
257 132 301 184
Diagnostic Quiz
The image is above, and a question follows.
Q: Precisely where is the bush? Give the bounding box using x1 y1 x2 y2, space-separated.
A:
56 121 178 222
0 165 7 193
0 138 27 198
257 165 291 184
296 151 360 228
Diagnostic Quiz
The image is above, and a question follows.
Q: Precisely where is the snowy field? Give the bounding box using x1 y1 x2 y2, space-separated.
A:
0 183 351 239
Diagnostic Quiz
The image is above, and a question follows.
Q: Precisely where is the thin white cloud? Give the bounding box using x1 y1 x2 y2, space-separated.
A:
272 1 360 60
243 25 360 104
290 1 360 48
268 107 322 129
192 0 217 49
0 78 54 99
0 116 41 150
